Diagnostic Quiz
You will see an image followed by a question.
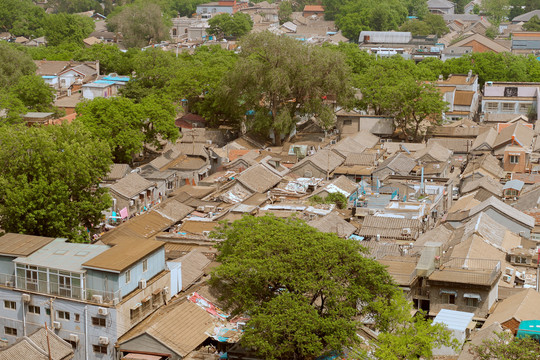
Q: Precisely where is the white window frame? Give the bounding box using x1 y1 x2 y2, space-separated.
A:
509 155 519 164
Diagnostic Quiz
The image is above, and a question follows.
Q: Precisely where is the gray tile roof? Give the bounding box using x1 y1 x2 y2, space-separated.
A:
469 196 535 228
308 212 356 237
237 164 282 193
109 172 155 199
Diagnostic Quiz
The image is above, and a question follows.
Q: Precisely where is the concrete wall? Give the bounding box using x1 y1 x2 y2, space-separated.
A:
118 248 166 299
0 256 15 276
428 282 492 318
0 287 119 360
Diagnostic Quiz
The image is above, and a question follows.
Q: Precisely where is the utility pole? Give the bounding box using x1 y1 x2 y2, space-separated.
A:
45 322 52 360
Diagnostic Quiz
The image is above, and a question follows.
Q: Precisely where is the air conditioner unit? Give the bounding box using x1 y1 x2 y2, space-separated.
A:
69 334 79 344
503 274 512 283
163 287 169 295
98 307 108 316
92 295 103 304
368 209 376 215
21 294 31 303
505 267 515 276
52 321 61 330
129 199 135 206
5 281 13 287
139 279 147 290
98 336 109 345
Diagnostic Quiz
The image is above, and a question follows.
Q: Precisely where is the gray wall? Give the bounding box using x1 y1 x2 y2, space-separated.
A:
120 333 179 360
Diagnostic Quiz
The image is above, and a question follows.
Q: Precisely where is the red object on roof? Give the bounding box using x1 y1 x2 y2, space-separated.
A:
175 119 194 129
175 113 206 129
304 5 325 12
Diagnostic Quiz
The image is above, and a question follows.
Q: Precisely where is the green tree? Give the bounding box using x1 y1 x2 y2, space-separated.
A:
481 0 510 24
524 15 540 31
108 2 170 48
210 214 400 359
405 0 429 19
75 95 178 162
74 44 137 75
400 19 432 35
0 123 112 242
278 1 293 24
373 296 458 359
470 331 540 360
48 0 102 13
399 13 448 36
485 25 498 38
0 92 26 124
10 75 55 112
0 0 46 36
207 13 253 39
218 31 353 145
0 43 36 88
42 13 95 46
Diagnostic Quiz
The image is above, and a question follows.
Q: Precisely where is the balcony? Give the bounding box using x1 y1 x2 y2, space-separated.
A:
428 258 501 286
0 273 121 304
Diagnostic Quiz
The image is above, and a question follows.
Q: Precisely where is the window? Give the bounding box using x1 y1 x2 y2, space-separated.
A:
4 327 17 336
46 308 51 316
26 266 38 291
441 292 456 304
143 259 148 273
510 155 520 164
125 269 131 284
172 28 177 36
28 305 40 314
58 272 72 297
466 297 479 307
519 103 531 112
74 313 80 322
486 102 498 111
343 119 352 126
93 345 107 354
92 317 106 327
57 311 70 321
502 102 516 112
515 256 527 264
4 300 16 310
64 339 78 349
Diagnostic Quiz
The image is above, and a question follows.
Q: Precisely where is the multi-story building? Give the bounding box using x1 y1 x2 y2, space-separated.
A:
0 233 172 360
481 81 540 118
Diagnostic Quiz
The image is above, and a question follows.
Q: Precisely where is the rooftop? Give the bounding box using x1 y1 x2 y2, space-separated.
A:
0 233 56 257
14 238 110 273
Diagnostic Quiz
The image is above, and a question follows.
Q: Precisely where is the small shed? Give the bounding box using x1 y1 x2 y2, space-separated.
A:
433 309 474 356
503 179 525 199
516 320 540 341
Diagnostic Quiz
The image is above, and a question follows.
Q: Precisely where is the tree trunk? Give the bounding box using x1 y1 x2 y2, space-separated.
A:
274 129 282 146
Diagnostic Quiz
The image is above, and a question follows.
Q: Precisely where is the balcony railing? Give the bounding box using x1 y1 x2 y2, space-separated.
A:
0 273 121 304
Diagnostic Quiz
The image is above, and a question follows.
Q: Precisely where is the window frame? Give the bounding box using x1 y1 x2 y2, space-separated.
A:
143 259 148 273
501 102 516 112
92 317 106 327
485 102 498 111
4 327 17 336
92 344 107 354
442 293 456 304
125 269 131 284
509 155 520 164
28 305 40 314
57 310 70 321
4 300 16 310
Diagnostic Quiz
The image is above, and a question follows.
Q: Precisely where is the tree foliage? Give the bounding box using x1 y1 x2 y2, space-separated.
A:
10 75 56 112
400 13 449 37
481 0 510 25
207 13 253 39
0 0 47 37
523 15 540 31
210 214 399 359
278 1 293 24
43 13 95 46
218 31 353 144
0 43 36 88
108 2 170 48
0 123 112 242
48 0 102 14
470 331 540 360
75 95 178 162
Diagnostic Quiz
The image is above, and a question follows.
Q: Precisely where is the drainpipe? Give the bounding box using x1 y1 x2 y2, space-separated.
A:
22 300 26 336
84 305 89 360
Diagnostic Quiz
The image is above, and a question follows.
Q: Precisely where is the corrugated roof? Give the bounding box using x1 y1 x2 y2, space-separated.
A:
376 153 416 175
359 31 412 44
0 233 56 257
237 164 282 193
172 250 211 290
454 90 476 106
358 216 422 240
145 301 214 357
83 237 163 272
433 309 474 331
109 172 155 199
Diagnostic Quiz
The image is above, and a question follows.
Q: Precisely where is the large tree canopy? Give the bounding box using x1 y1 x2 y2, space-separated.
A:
210 214 454 359
207 12 253 39
471 331 540 360
43 13 95 46
0 43 36 89
0 123 112 242
217 31 353 145
75 95 178 162
108 2 170 48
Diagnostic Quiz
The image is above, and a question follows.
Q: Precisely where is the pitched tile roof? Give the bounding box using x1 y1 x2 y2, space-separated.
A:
237 164 282 193
0 233 56 257
414 142 452 163
109 172 155 199
449 33 510 53
0 327 73 360
358 215 422 240
482 288 540 329
469 196 535 228
104 163 132 182
471 127 498 151
376 153 416 175
493 122 535 150
453 90 476 106
290 149 345 174
308 212 356 238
